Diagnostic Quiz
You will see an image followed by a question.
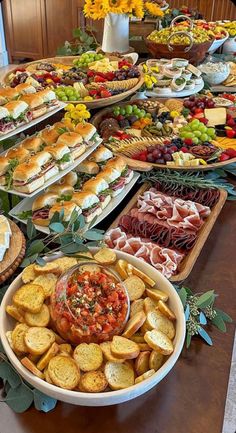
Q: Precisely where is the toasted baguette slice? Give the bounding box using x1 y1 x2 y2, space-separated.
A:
146 288 168 302
53 332 66 345
130 299 144 317
143 297 157 314
104 361 135 390
140 322 150 335
73 343 103 372
59 343 73 356
124 276 146 301
100 341 125 363
126 264 155 287
157 300 176 321
21 264 36 283
79 264 101 274
76 251 93 262
122 311 146 339
13 283 45 313
115 259 128 280
34 262 60 276
24 327 55 355
146 310 175 340
144 330 174 355
111 336 140 360
33 274 57 298
138 343 152 351
44 366 53 384
37 342 59 371
135 351 150 376
94 248 117 265
80 371 108 393
149 350 164 371
24 304 50 327
12 323 29 354
135 369 155 384
28 353 40 363
53 257 77 274
6 305 24 322
48 355 80 390
21 357 45 379
130 334 145 344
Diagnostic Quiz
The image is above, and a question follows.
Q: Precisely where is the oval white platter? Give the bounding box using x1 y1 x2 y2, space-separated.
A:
146 79 204 98
0 247 185 406
0 139 102 198
0 102 65 143
9 172 140 233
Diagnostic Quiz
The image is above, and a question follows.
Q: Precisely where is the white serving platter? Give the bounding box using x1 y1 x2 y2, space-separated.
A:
146 79 204 98
0 247 185 406
9 172 140 233
0 102 65 142
0 139 102 198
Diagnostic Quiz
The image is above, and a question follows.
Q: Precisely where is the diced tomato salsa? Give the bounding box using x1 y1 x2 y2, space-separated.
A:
50 270 129 344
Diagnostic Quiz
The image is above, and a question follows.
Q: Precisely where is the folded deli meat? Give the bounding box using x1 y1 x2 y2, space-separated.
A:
105 187 213 277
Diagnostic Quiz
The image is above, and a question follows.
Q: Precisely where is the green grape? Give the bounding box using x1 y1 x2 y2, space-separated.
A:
200 133 208 142
97 54 104 60
133 108 140 116
125 105 133 115
69 95 77 101
132 105 138 110
198 125 207 133
207 128 216 137
57 91 65 98
146 113 152 118
191 119 200 127
185 132 195 139
180 132 189 139
120 108 126 116
192 137 199 144
61 95 68 101
194 130 202 138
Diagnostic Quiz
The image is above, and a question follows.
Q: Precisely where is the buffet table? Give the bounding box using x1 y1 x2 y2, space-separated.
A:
0 180 235 433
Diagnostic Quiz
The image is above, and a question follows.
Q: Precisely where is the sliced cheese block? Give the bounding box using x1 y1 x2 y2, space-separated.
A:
126 129 142 138
187 64 201 77
204 108 227 127
0 246 7 261
0 232 10 248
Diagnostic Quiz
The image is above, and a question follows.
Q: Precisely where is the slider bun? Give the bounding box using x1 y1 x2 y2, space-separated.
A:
57 132 83 148
39 89 56 102
4 100 29 118
15 83 36 94
53 121 74 132
82 177 109 195
106 156 126 172
60 172 78 187
0 87 19 98
0 156 9 175
0 107 10 119
21 136 43 152
74 123 96 140
40 128 60 146
32 192 58 212
71 191 99 209
76 160 99 174
31 150 51 166
97 167 120 183
44 143 70 160
20 93 44 109
13 162 40 181
47 183 74 195
7 146 30 163
49 201 81 222
89 145 113 162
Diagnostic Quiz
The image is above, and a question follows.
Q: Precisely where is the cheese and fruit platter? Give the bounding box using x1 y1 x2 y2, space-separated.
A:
0 247 185 405
92 95 236 170
3 53 143 109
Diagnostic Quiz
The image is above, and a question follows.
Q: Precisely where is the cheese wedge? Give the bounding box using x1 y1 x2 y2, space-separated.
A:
204 108 227 127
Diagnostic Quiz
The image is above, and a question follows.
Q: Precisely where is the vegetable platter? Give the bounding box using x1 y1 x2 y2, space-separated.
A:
91 96 236 171
106 183 227 282
0 247 185 406
3 54 144 109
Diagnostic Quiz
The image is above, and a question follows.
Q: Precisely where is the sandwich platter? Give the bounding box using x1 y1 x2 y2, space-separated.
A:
0 140 102 198
145 80 204 98
9 172 140 234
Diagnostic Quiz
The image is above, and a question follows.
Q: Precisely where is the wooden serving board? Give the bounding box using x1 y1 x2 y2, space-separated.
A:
108 183 227 282
92 99 236 171
0 220 26 284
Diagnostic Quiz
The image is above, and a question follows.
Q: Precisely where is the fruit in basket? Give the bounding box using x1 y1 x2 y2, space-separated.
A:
73 52 104 68
147 26 210 45
179 120 216 144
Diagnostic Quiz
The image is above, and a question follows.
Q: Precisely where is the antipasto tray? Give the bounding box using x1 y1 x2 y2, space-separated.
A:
106 182 227 281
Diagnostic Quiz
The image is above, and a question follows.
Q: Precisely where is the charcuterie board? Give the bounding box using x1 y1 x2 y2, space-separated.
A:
107 183 227 282
0 220 26 283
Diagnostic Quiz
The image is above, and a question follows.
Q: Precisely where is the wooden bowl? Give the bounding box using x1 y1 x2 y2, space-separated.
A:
144 38 213 65
0 220 26 284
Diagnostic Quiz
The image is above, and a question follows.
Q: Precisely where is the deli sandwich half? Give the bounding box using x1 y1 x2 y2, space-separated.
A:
89 145 113 166
106 156 134 185
71 191 102 223
82 177 111 210
44 143 73 170
74 123 100 145
31 151 59 181
57 132 86 159
32 192 58 226
12 162 44 193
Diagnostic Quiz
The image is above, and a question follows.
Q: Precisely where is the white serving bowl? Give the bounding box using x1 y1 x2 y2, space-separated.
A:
0 249 185 406
208 31 229 53
200 62 230 85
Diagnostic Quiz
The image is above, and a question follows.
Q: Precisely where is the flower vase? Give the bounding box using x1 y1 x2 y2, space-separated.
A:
102 13 129 53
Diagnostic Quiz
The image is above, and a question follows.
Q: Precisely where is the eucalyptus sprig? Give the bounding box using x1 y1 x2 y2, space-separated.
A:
141 169 236 200
21 210 104 268
176 286 232 348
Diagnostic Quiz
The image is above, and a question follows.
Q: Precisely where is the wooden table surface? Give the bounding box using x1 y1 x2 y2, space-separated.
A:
0 185 235 433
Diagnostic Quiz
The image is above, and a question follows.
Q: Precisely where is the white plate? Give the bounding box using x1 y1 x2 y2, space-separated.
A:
146 80 204 98
0 102 65 142
208 33 229 54
0 248 185 406
9 172 140 233
0 140 102 198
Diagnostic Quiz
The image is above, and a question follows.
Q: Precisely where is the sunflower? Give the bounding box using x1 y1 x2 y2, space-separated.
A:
145 1 164 17
84 0 109 20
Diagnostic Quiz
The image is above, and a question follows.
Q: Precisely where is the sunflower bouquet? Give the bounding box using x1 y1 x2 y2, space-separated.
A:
84 0 164 20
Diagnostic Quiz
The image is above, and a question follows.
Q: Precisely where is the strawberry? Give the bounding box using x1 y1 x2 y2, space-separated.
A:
227 118 236 127
193 113 205 119
226 129 236 138
225 148 236 157
89 89 98 96
105 72 115 81
181 147 189 153
117 115 124 121
87 70 95 77
100 90 112 98
199 117 208 125
194 108 204 114
220 153 230 161
184 138 193 146
94 75 107 83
